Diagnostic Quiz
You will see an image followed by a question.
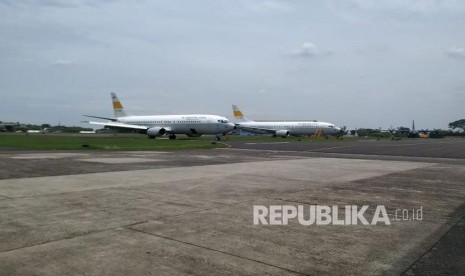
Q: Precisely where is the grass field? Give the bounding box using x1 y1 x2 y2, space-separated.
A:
0 133 227 151
0 133 362 151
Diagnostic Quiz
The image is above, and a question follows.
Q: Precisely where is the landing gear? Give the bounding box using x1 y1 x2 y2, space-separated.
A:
324 135 329 139
215 135 221 141
148 135 155 139
168 134 177 140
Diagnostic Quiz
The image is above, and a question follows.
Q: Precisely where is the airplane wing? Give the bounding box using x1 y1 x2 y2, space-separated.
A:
83 115 118 122
85 121 148 130
235 124 278 134
85 121 174 134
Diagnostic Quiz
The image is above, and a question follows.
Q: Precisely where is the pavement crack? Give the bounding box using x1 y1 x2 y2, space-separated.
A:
139 199 255 223
0 220 149 254
125 227 312 276
400 215 465 275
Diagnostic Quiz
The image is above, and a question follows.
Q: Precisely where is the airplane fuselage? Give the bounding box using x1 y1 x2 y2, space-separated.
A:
236 121 341 137
118 114 234 136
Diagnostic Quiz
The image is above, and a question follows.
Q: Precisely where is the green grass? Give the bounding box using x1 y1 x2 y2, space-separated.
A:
0 132 367 151
0 133 227 151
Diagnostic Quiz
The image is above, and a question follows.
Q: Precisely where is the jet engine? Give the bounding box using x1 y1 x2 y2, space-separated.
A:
147 127 166 137
275 130 290 137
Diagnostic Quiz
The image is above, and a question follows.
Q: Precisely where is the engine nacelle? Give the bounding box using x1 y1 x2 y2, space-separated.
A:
147 127 166 137
275 130 290 137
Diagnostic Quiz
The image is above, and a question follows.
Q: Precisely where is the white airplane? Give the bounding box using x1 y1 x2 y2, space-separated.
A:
232 105 343 138
84 92 235 140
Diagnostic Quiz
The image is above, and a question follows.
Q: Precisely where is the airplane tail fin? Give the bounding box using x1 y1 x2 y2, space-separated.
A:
111 92 128 118
232 105 251 122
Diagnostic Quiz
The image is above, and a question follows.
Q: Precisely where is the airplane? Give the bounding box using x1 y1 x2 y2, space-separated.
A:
0 121 23 132
387 120 430 139
83 92 235 140
232 105 344 138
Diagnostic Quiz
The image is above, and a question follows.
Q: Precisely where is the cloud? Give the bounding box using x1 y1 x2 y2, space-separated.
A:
246 1 293 14
290 42 333 58
51 59 76 67
0 0 123 9
445 46 465 59
0 0 82 8
341 0 465 14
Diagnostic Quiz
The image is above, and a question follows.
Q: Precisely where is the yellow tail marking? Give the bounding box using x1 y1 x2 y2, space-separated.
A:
113 101 123 109
233 110 243 117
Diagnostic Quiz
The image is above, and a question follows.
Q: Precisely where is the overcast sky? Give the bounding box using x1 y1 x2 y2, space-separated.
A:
1 0 464 129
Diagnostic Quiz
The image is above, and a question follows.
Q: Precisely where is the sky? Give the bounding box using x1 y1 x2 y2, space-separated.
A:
0 0 464 130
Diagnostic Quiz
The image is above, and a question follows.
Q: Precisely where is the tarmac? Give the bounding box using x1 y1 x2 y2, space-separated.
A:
0 138 464 275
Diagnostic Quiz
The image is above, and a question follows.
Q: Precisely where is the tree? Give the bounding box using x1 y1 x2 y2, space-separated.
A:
449 119 465 132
